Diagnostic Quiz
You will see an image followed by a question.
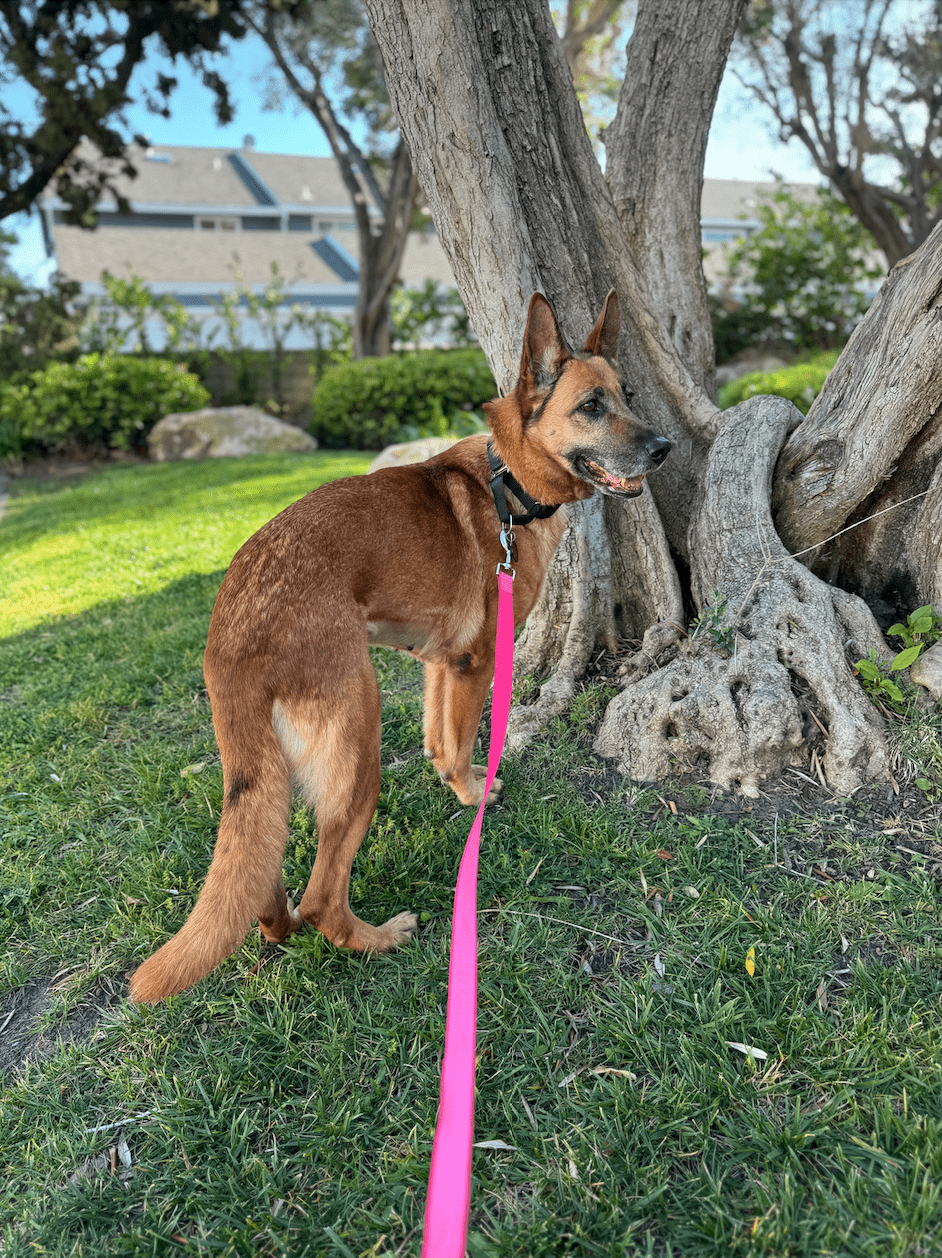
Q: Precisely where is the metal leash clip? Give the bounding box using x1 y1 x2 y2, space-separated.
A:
497 518 516 580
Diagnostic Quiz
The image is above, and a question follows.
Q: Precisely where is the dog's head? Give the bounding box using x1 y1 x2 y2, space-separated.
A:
484 290 671 505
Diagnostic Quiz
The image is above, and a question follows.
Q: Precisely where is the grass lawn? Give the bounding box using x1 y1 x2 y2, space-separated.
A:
2 453 942 1257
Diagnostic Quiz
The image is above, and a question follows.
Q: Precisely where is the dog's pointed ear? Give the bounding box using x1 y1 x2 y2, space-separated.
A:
520 292 571 392
583 289 621 364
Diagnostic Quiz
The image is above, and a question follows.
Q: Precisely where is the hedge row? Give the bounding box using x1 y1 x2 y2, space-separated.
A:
1 348 498 462
310 347 496 449
718 349 840 414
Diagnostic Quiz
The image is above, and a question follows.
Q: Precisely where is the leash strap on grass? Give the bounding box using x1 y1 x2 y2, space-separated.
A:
421 569 515 1257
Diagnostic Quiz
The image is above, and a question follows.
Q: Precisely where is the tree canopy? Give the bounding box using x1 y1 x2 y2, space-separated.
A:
0 0 249 225
734 0 942 264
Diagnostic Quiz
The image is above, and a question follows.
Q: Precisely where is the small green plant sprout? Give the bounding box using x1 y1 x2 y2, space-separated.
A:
854 649 906 706
886 604 942 658
854 606 942 709
689 593 736 652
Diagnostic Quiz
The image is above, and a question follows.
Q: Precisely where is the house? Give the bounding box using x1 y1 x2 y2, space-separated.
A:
39 141 454 349
39 143 812 345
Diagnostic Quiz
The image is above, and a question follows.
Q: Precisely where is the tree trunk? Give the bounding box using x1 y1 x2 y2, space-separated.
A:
254 9 420 361
352 139 419 359
365 0 937 793
772 223 942 619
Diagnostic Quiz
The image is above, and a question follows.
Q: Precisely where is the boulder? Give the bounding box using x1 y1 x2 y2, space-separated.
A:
368 435 463 472
910 640 942 702
148 406 318 461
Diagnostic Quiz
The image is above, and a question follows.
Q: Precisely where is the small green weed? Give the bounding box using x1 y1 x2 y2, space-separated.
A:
689 592 736 652
855 604 942 710
854 649 907 706
887 603 942 657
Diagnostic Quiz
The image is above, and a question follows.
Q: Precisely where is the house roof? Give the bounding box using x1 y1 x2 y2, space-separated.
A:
45 141 361 214
700 177 818 225
52 222 345 286
41 145 821 297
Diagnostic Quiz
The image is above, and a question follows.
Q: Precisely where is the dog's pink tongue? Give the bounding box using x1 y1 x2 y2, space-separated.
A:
602 469 623 487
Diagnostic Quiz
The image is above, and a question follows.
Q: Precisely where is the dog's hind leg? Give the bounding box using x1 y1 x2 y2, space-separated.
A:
422 661 446 765
281 667 417 953
429 646 503 808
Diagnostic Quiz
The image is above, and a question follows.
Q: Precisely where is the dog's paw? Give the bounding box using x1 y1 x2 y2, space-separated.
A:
379 910 419 949
470 763 503 806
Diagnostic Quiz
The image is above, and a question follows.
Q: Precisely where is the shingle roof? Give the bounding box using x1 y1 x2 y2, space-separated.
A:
42 142 366 213
52 222 344 285
700 177 817 222
41 145 821 296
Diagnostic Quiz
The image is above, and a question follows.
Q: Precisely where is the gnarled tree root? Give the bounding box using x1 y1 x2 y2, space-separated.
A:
594 395 892 796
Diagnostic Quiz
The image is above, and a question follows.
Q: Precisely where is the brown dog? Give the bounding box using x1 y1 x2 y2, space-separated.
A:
128 290 670 1001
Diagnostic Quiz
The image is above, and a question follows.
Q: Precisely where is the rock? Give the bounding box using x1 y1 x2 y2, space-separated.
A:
369 436 463 472
910 641 942 701
148 406 318 461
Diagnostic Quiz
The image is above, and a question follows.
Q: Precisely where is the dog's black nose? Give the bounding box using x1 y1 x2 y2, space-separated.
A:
645 435 671 466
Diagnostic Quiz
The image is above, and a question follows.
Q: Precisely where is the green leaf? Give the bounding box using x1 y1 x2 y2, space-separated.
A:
909 606 935 633
891 644 922 671
854 659 881 681
882 681 905 703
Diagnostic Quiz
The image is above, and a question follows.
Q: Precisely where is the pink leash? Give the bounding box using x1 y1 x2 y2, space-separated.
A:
421 562 515 1257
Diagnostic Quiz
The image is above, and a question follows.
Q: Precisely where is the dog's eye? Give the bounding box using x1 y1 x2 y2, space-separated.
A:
581 399 600 413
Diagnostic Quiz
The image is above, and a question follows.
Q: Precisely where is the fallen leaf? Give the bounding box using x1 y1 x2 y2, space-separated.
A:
656 849 673 859
745 946 756 976
684 886 700 898
590 1066 637 1080
653 954 666 977
726 1041 768 1061
473 1139 517 1151
180 762 206 777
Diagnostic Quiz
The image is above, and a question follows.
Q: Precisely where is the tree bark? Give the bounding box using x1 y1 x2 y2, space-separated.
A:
772 221 942 617
596 395 890 794
605 0 747 399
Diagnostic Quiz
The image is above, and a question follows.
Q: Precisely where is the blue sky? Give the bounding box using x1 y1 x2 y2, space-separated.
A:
4 29 817 285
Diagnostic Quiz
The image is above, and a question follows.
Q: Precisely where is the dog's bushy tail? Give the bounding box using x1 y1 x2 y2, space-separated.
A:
129 727 291 1003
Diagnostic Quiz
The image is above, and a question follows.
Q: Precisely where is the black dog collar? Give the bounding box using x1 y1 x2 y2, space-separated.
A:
487 441 561 527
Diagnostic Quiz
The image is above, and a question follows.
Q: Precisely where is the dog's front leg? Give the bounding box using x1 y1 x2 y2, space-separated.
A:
423 650 502 808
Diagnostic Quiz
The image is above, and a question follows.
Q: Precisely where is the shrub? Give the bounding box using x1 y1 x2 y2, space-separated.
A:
310 348 496 449
717 349 841 414
0 354 210 457
710 182 883 361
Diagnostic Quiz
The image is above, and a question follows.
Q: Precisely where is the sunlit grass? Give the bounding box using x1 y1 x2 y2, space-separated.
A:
1 452 370 636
